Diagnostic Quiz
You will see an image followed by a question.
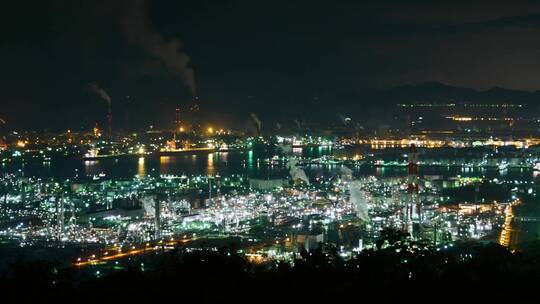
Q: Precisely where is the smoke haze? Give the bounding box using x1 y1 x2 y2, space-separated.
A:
86 83 111 107
122 0 196 95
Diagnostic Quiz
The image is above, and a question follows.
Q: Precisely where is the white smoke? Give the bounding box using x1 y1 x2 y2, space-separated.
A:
122 0 196 95
287 157 298 169
0 117 6 141
339 114 349 125
277 143 293 155
292 168 310 185
86 83 111 108
350 180 369 222
340 166 353 180
141 196 159 217
287 157 310 185
250 113 262 133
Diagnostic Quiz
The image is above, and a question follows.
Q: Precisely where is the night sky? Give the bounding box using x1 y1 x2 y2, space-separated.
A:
4 0 540 130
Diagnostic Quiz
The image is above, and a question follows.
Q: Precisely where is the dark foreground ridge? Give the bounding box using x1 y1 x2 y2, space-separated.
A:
2 232 540 302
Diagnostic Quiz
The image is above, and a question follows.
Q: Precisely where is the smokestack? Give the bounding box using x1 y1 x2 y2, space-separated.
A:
189 96 200 132
86 83 113 138
172 107 181 150
107 110 112 139
175 107 181 132
190 96 200 112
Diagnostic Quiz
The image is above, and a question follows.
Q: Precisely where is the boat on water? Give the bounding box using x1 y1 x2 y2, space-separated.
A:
311 155 342 165
92 172 106 180
219 143 229 152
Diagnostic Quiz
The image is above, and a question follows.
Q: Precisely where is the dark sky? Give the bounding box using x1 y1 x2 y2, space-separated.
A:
3 0 540 130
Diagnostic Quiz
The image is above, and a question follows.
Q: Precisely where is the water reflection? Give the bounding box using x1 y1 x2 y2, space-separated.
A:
137 157 146 177
6 147 540 182
247 150 254 168
207 153 216 176
84 160 100 176
160 156 173 175
218 151 228 163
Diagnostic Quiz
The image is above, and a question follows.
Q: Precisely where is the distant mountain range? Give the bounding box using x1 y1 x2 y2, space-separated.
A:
370 82 540 105
227 81 540 131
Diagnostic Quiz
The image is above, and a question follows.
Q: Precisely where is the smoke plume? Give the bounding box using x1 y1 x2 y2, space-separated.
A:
250 113 262 133
122 0 196 95
287 157 310 185
86 83 111 108
340 166 353 180
0 117 6 141
350 181 369 222
277 143 293 155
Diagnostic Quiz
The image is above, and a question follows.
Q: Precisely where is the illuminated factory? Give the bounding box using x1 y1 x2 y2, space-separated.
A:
405 144 420 236
0 145 524 268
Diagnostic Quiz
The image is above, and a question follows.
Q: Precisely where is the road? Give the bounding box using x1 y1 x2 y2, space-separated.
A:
74 237 195 267
499 199 521 247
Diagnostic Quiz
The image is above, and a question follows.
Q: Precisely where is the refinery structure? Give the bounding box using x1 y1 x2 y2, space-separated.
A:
6 1 540 299
0 136 529 269
1 93 540 272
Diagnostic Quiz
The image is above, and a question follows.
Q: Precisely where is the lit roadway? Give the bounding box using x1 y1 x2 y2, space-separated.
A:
73 234 292 267
499 199 521 247
74 237 196 267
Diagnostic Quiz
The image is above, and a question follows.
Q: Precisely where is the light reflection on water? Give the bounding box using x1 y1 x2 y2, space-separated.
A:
159 156 173 175
137 157 146 177
84 160 100 176
2 148 538 181
207 153 216 176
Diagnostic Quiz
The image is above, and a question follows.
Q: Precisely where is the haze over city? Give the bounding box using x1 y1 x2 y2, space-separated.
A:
6 1 540 129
